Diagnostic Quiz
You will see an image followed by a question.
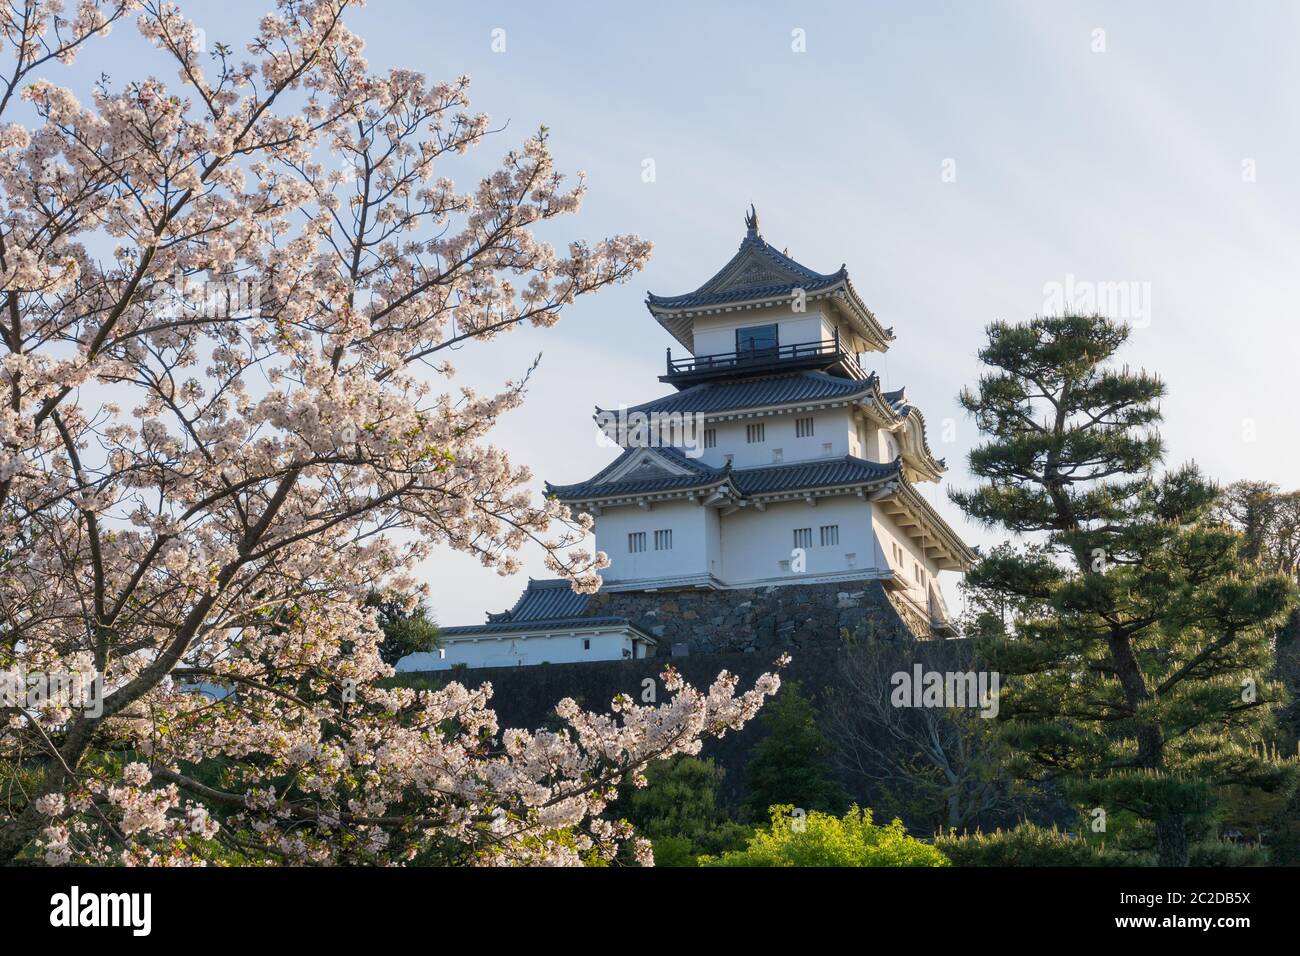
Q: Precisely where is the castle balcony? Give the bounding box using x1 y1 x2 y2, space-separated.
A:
660 329 866 388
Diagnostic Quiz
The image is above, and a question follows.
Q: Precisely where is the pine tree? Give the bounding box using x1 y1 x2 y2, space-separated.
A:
365 591 440 667
744 682 849 819
953 314 1297 866
617 756 751 864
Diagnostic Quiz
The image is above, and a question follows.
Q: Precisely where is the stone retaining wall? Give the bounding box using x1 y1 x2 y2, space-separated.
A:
586 579 933 654
399 640 972 807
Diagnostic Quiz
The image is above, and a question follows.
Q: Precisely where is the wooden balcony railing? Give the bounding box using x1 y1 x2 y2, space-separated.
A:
664 330 865 381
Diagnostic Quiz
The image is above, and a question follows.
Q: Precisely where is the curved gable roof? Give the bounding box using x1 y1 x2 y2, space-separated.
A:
646 234 846 311
545 446 733 501
603 370 877 417
547 453 900 503
645 212 893 353
443 578 657 641
487 578 592 623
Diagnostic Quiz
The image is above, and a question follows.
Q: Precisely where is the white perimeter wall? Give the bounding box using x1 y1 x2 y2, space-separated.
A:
396 628 645 671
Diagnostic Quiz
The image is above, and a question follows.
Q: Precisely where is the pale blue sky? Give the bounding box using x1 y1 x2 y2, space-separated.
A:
79 1 1300 623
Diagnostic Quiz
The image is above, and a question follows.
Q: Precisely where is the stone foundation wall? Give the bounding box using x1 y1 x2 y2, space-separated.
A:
585 579 933 655
397 641 974 807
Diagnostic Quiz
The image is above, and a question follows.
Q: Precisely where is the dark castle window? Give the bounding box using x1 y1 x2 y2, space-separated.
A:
735 323 778 355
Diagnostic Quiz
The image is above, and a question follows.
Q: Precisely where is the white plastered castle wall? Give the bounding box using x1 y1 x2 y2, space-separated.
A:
695 406 854 470
597 499 717 585
718 496 877 584
871 507 942 606
688 302 835 356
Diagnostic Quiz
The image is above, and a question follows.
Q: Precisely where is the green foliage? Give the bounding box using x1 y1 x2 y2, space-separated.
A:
952 314 1300 865
936 822 1137 867
617 755 750 866
744 682 849 820
701 805 949 867
526 829 612 867
1214 480 1300 761
1212 779 1297 864
643 836 699 868
1187 840 1270 867
366 592 439 667
1213 480 1300 576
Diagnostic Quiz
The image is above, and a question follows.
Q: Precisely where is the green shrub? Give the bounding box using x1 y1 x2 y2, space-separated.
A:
647 836 699 868
936 823 1137 866
617 755 751 866
701 805 948 867
1187 840 1270 867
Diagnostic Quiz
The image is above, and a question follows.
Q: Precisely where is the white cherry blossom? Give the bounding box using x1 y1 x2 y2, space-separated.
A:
0 0 777 867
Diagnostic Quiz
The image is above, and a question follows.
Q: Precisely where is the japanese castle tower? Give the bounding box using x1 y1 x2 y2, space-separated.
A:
398 210 974 672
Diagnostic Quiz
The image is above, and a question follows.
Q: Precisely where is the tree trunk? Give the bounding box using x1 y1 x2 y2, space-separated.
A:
1155 814 1189 867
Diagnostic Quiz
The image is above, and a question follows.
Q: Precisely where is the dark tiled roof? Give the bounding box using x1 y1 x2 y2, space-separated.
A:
646 214 894 354
545 445 722 499
732 456 899 494
545 446 725 501
608 371 876 416
547 452 900 502
546 463 727 501
441 578 656 639
488 578 591 623
441 615 639 637
646 232 846 311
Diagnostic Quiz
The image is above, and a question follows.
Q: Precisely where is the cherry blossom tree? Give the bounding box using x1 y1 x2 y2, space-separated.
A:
0 0 781 865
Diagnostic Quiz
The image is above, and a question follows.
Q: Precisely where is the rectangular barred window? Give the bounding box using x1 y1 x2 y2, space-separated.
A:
628 532 646 553
820 524 840 546
793 528 813 549
796 416 815 438
704 428 717 449
654 529 673 551
746 423 765 443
